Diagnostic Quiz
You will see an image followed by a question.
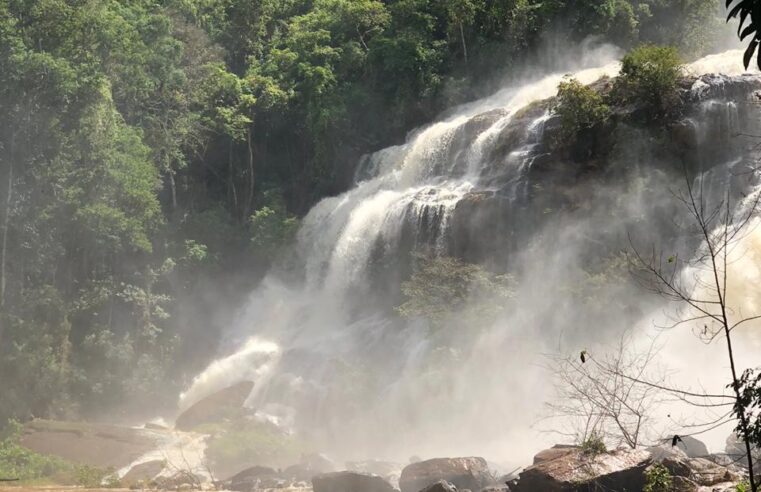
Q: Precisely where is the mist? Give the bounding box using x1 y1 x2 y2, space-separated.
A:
178 42 761 473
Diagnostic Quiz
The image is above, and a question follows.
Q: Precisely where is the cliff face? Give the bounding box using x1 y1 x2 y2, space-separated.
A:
442 73 761 267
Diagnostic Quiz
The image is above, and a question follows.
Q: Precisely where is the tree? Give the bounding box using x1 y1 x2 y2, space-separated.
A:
727 0 761 69
397 253 514 328
547 333 664 449
552 78 612 159
612 45 683 120
445 0 477 63
630 169 761 491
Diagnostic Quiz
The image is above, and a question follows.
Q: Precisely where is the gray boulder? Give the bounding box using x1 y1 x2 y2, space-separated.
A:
312 471 396 492
284 453 337 481
675 436 709 458
224 465 279 492
399 457 493 492
532 445 578 465
514 447 651 492
686 457 740 486
174 381 254 431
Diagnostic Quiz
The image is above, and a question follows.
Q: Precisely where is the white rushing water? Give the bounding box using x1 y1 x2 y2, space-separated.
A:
181 49 761 466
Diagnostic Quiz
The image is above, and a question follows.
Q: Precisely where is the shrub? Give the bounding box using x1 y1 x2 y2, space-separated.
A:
0 420 70 481
580 431 607 456
397 254 514 327
613 45 683 120
203 419 307 474
643 463 673 492
554 78 611 146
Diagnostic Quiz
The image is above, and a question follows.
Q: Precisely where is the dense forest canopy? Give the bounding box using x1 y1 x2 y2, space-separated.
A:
0 0 732 424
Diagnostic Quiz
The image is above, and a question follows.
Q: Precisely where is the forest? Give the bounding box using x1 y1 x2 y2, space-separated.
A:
0 0 732 427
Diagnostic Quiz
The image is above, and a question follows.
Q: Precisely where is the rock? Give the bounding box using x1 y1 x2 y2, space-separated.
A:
283 453 337 481
418 481 457 492
122 460 166 485
399 457 493 492
481 485 510 492
671 475 699 492
347 460 402 477
661 455 692 478
174 380 254 431
224 465 279 491
20 419 159 469
687 457 739 486
532 445 578 465
675 436 709 458
144 422 168 430
347 460 403 488
514 447 651 492
312 471 396 492
647 443 689 463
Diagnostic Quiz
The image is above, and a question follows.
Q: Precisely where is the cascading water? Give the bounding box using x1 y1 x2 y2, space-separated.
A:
181 48 761 467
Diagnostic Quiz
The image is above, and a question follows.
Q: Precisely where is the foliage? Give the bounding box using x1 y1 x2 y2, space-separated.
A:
553 78 611 155
249 192 300 261
202 419 307 471
0 421 70 481
734 368 761 452
580 431 607 455
643 463 673 492
613 45 683 120
727 0 761 69
72 465 120 488
739 480 752 492
397 254 513 327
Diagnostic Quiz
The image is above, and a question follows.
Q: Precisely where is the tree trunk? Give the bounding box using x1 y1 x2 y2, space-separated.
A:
228 139 238 217
245 128 255 218
169 170 178 214
0 134 14 348
459 22 468 63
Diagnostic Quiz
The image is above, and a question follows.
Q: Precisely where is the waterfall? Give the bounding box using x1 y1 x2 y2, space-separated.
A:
181 49 761 465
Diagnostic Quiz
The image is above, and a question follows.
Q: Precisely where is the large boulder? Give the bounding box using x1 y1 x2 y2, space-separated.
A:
20 419 159 469
283 453 337 481
174 380 254 430
676 436 709 458
515 447 651 492
224 465 279 491
347 460 403 488
686 457 740 486
533 445 578 465
312 471 396 492
399 457 493 492
121 459 166 485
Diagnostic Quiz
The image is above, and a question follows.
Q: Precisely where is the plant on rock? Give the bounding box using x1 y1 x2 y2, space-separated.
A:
643 463 672 492
553 78 612 159
612 45 683 120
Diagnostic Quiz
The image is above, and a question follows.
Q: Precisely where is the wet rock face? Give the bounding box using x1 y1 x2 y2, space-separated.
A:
174 380 254 431
312 471 396 492
685 74 761 103
399 457 493 492
514 447 651 492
